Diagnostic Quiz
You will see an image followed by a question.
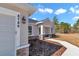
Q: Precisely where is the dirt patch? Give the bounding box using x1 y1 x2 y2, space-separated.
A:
54 33 79 47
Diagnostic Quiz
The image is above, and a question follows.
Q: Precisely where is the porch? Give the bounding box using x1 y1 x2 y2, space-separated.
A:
38 24 55 40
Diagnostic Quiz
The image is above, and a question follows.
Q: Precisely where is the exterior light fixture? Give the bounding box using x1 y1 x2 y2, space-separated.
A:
22 16 26 24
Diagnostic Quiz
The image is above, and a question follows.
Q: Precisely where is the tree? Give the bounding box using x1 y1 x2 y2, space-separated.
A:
53 16 71 33
60 22 71 33
53 16 59 32
53 16 59 25
73 19 79 33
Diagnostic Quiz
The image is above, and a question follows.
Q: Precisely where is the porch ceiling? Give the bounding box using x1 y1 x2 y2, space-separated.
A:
0 3 36 16
36 19 53 27
36 22 52 27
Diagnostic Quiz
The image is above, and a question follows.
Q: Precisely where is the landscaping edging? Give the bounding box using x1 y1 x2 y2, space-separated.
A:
17 47 29 56
45 40 67 56
52 47 66 56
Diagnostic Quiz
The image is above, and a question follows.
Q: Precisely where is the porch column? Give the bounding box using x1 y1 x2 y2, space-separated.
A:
40 25 44 40
50 27 52 34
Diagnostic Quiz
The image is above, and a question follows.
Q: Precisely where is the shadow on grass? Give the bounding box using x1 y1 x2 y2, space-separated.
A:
52 34 60 38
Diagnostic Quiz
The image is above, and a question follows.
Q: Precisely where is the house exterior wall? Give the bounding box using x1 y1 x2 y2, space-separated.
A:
20 14 28 46
16 14 29 56
0 3 36 56
43 20 55 34
28 19 55 40
29 22 54 36
43 27 50 34
28 23 39 36
32 25 39 36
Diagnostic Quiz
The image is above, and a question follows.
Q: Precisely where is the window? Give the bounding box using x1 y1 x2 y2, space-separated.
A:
28 26 32 35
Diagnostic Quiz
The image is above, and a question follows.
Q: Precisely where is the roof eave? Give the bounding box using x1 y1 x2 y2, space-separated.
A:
0 3 36 16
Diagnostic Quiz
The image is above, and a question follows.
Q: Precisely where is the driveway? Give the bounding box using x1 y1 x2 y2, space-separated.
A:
47 39 79 56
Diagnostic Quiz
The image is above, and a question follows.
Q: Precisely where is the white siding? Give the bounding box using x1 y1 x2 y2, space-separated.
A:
28 23 39 36
20 14 28 46
32 25 39 36
43 20 55 34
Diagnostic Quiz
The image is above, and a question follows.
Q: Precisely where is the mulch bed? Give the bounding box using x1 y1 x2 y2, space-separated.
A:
29 39 66 56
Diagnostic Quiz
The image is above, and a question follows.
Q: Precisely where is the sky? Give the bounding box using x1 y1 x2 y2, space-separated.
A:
30 3 79 26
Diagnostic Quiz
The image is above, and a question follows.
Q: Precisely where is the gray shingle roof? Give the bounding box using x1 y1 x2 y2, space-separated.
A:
28 18 39 23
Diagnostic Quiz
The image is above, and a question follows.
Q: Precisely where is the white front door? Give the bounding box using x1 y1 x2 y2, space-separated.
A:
0 14 16 56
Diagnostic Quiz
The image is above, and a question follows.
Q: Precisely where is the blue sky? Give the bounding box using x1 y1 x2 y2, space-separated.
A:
30 3 79 26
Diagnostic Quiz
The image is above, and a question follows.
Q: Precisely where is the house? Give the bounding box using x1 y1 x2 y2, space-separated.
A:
28 18 55 40
0 3 36 56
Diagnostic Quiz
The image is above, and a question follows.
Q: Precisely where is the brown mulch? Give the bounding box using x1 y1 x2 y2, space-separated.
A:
44 40 66 56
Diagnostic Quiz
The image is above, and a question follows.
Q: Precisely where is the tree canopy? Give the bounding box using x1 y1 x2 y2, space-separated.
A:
53 16 71 33
73 19 79 32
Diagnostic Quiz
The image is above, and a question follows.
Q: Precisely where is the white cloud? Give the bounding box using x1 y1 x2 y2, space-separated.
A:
75 9 79 14
32 18 37 20
55 8 67 15
45 8 53 14
38 8 53 14
69 5 79 14
75 5 79 8
38 8 45 12
73 16 79 20
69 7 75 13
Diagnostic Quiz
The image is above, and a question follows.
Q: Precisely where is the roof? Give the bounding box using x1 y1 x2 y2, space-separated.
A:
28 18 39 23
40 18 50 22
29 18 53 27
36 18 52 25
29 18 54 27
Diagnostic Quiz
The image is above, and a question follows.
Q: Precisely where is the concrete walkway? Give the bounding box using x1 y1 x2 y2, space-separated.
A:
47 39 79 56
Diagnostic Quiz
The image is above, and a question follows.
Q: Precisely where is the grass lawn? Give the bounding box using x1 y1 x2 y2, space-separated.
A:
54 33 79 47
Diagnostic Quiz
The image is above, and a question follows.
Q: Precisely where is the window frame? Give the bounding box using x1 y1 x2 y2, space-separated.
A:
28 26 32 35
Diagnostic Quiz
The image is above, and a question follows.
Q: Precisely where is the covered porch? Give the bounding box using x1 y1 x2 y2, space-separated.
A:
38 25 54 40
37 20 55 40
